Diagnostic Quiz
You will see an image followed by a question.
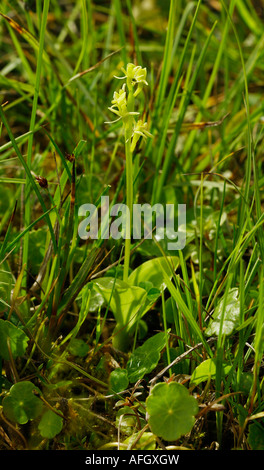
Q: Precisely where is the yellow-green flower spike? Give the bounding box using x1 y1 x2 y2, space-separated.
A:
105 63 151 282
130 120 153 152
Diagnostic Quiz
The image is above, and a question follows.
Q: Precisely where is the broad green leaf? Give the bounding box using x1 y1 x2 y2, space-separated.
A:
126 331 169 383
190 358 232 386
147 288 160 302
205 288 240 336
38 409 63 439
146 382 198 441
92 258 178 351
93 277 147 329
138 281 160 303
138 281 153 292
128 256 179 291
109 368 129 393
2 381 43 424
0 319 29 360
84 283 104 312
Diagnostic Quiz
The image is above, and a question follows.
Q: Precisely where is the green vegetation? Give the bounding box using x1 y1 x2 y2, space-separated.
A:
0 0 264 451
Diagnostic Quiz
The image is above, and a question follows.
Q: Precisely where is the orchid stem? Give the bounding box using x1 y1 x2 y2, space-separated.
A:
123 86 134 282
107 64 151 282
123 131 133 282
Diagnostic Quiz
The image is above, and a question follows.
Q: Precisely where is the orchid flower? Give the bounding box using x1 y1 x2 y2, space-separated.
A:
105 63 152 282
130 119 153 152
106 84 139 123
115 63 148 97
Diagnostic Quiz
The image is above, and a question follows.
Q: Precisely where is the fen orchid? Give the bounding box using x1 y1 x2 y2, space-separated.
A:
106 63 152 282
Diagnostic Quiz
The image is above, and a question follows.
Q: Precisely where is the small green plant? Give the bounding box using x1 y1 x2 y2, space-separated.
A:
2 381 43 425
107 63 152 282
2 381 64 440
92 256 178 350
1 0 264 452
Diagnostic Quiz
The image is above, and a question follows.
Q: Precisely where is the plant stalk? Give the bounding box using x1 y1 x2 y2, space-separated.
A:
123 135 133 282
123 85 134 282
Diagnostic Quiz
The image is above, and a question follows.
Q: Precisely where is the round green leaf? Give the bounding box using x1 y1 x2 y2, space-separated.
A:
146 382 198 441
128 256 179 292
2 381 43 424
109 368 129 393
38 409 63 439
0 319 29 360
